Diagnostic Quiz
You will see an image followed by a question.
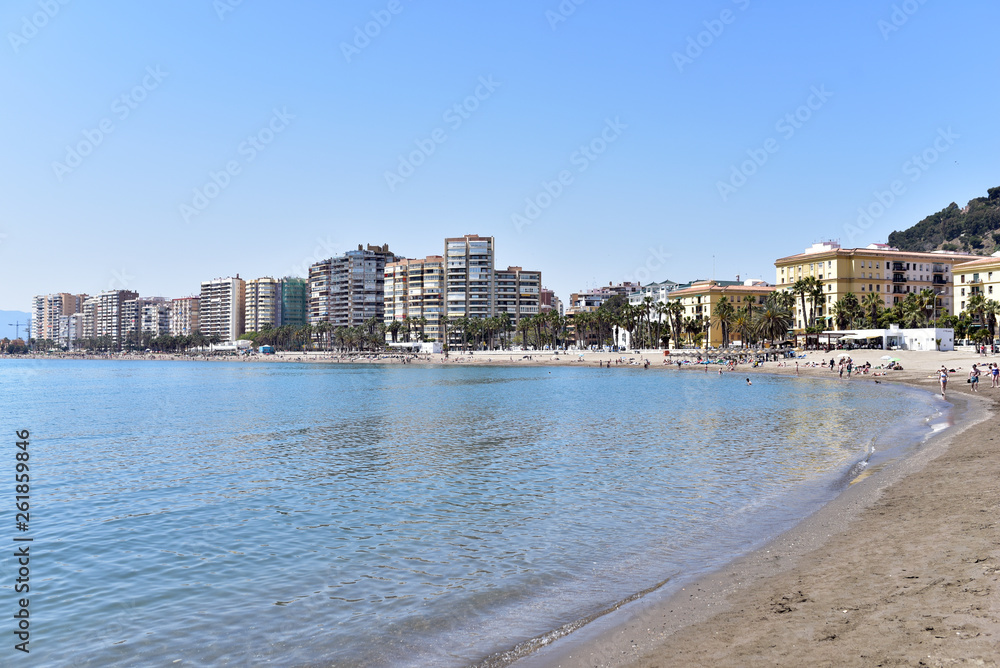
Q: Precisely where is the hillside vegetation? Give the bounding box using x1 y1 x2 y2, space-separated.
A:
887 186 1000 254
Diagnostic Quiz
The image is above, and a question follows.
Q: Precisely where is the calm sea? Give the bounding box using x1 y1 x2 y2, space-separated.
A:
0 360 943 666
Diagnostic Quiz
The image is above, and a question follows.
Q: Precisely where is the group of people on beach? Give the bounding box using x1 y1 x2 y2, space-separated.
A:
938 363 1000 397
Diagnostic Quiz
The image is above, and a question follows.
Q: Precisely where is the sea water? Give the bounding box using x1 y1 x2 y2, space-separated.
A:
0 360 943 666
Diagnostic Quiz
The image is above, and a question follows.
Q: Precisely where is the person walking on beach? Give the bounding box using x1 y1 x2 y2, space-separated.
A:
991 363 999 388
970 364 981 392
938 366 948 398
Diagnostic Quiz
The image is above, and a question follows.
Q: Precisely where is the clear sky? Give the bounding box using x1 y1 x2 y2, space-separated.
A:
1 0 997 311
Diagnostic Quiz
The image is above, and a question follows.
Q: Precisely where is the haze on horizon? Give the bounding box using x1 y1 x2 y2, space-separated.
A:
1 0 998 311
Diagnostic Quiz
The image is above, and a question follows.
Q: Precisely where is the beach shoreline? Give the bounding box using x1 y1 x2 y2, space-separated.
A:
7 348 1000 665
510 360 1000 667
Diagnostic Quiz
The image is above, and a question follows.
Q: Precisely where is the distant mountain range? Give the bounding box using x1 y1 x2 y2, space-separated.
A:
0 312 31 340
888 186 1000 254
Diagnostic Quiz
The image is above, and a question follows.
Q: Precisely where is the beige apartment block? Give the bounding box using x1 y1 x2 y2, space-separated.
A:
384 255 445 342
774 242 976 332
246 277 283 332
667 280 775 348
496 266 541 327
952 256 1000 317
30 293 87 343
170 297 201 336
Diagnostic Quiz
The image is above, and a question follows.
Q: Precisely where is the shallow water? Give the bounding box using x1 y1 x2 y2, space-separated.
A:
0 360 942 666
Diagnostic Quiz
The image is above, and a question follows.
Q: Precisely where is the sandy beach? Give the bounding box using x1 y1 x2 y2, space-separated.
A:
511 349 1000 667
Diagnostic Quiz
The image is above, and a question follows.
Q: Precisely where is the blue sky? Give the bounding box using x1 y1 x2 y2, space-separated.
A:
1 0 997 312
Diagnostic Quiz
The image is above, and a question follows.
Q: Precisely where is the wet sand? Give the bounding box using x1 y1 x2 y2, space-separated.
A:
514 354 1000 667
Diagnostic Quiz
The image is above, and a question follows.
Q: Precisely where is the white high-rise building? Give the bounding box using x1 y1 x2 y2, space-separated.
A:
444 234 495 322
309 244 398 327
199 277 246 343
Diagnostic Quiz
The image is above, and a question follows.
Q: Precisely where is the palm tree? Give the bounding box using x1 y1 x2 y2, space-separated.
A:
755 295 793 345
808 279 825 328
840 292 861 328
861 292 884 328
730 306 753 348
668 301 685 349
832 297 851 329
984 300 1000 344
791 277 812 330
711 296 735 348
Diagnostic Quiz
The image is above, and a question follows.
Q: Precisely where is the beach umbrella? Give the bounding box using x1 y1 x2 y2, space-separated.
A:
880 355 893 360
836 352 850 358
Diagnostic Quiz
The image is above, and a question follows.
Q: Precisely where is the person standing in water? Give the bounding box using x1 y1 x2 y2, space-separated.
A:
939 366 949 398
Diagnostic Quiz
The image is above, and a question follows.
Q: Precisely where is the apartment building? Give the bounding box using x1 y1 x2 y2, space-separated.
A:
199 276 246 343
95 290 140 349
141 300 170 336
952 256 1000 317
667 280 775 347
540 287 564 317
280 278 307 327
567 282 640 315
309 244 398 328
445 235 495 322
61 313 84 350
384 255 445 341
170 297 201 336
565 282 639 347
122 297 168 343
495 266 541 327
628 280 681 306
81 296 98 340
30 293 86 343
774 242 977 332
245 277 283 332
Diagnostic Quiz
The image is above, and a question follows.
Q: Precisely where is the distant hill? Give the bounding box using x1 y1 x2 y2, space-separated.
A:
887 186 1000 254
0 311 31 340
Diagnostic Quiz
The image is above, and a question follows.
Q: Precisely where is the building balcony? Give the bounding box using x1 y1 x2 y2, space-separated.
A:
892 274 907 283
892 262 905 271
932 277 947 285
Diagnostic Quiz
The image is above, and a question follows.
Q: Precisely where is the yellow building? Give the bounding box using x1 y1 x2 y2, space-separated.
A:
774 242 976 332
667 280 775 348
952 256 1000 315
